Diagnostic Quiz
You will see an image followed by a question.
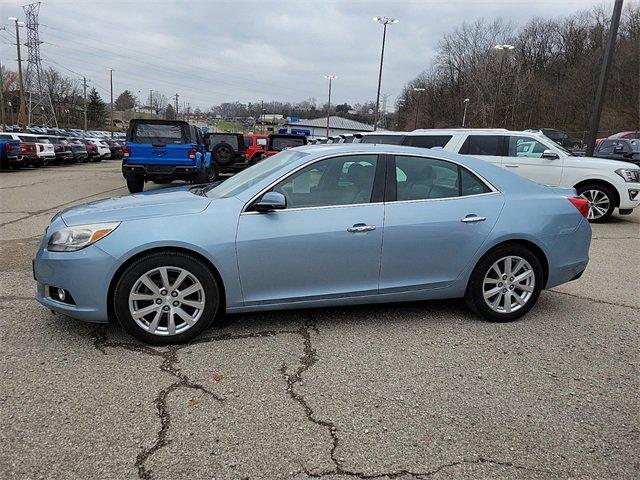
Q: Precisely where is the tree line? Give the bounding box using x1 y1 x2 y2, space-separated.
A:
395 3 639 137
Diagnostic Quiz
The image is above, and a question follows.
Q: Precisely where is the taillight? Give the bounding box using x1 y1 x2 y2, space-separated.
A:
187 149 196 159
567 196 589 218
4 143 11 153
20 143 27 153
122 146 130 158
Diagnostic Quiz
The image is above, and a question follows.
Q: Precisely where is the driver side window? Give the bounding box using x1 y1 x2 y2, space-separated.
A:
272 155 378 209
508 136 549 158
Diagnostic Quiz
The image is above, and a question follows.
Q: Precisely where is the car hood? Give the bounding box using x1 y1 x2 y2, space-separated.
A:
568 155 639 170
60 185 212 226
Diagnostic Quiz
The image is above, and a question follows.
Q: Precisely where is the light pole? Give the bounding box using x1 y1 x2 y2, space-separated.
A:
108 68 114 137
462 98 470 127
372 16 398 131
412 87 426 129
491 44 514 128
8 17 27 128
324 75 337 137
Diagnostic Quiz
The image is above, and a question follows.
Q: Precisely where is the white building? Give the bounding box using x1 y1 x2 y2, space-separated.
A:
280 116 374 138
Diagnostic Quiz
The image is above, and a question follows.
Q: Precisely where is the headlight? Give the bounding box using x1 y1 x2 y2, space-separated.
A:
615 168 640 183
47 222 120 252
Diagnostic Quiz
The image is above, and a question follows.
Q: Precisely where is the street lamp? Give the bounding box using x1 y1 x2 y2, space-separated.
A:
372 16 398 131
462 98 470 127
324 75 337 137
491 44 514 128
412 87 426 129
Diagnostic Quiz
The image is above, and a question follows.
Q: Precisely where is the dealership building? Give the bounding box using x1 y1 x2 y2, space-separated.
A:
279 116 374 138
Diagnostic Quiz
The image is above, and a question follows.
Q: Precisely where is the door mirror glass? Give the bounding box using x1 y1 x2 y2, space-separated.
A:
541 149 560 159
254 191 287 212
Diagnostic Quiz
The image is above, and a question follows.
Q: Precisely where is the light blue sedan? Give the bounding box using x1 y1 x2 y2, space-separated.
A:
34 144 592 344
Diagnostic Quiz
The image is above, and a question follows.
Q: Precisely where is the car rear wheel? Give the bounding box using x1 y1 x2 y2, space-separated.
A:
114 251 219 345
465 245 543 322
576 184 615 222
126 173 144 193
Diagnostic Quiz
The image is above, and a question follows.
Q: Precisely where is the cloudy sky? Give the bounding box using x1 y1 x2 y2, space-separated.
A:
1 0 609 110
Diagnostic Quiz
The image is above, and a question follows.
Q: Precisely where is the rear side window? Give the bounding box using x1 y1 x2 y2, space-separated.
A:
244 137 253 148
130 123 187 144
395 156 459 200
361 134 405 145
271 137 306 151
403 135 452 149
460 168 491 196
458 135 504 156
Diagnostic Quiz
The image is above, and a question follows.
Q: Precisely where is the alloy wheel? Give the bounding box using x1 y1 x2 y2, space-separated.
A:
579 189 610 220
482 256 535 314
128 266 205 336
217 146 231 162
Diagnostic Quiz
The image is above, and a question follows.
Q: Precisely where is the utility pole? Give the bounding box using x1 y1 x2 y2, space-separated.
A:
260 100 264 134
372 16 398 131
109 68 114 138
324 75 336 137
83 77 87 131
149 89 153 115
9 17 27 128
586 0 624 157
174 93 179 119
0 57 5 129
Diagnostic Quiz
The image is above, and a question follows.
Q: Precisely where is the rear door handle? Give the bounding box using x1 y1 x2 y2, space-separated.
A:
347 223 376 233
461 215 486 223
504 164 519 168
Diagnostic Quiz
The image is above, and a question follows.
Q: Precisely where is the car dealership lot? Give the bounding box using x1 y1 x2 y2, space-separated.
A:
1 162 638 479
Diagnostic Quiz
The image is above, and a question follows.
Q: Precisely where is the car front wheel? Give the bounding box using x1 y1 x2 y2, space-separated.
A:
465 245 543 322
576 184 615 222
114 251 219 345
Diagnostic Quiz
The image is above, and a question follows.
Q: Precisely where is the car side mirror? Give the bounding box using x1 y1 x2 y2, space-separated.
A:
254 191 287 212
542 149 560 160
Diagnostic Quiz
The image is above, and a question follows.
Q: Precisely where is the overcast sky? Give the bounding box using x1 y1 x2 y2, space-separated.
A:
1 0 611 110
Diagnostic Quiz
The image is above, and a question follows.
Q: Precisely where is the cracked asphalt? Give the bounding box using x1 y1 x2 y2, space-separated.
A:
1 161 639 479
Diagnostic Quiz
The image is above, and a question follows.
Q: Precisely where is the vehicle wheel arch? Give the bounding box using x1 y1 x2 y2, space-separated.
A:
573 179 620 207
472 238 549 289
107 246 227 323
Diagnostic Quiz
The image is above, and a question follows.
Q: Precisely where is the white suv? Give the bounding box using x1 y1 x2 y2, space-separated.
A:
360 129 640 222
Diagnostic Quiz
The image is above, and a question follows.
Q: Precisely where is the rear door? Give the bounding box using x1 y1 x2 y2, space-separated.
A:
379 154 504 292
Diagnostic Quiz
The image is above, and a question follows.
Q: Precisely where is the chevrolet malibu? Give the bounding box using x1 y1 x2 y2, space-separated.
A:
34 144 592 344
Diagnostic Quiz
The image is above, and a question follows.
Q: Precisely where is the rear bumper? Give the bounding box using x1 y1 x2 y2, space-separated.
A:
546 218 592 289
123 163 199 177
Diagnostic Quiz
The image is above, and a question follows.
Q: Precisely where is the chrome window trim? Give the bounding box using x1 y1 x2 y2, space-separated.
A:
241 151 382 214
241 151 500 214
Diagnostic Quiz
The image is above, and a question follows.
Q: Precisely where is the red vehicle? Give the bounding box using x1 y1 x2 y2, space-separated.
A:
262 134 308 158
19 142 38 165
243 133 268 163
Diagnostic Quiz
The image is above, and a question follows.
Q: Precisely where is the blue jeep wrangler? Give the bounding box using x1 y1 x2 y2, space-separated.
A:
122 119 218 193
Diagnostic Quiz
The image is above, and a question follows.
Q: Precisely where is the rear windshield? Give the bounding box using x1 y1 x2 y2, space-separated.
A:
130 123 188 144
209 134 239 150
360 134 405 145
271 137 306 151
18 136 38 143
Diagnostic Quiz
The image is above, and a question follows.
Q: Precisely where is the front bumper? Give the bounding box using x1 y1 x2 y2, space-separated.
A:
617 182 640 209
33 244 117 323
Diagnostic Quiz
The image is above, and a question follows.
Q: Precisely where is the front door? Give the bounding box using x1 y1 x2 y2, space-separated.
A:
236 154 385 306
503 135 564 186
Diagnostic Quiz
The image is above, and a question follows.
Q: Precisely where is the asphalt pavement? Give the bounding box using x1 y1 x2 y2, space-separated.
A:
1 160 638 479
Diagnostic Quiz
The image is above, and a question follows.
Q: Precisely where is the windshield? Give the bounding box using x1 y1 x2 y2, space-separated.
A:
206 150 308 198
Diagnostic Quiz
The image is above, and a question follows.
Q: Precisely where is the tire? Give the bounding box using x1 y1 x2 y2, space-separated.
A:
211 143 235 166
464 244 543 323
193 163 219 184
113 251 219 345
31 158 43 168
126 173 145 193
576 184 616 223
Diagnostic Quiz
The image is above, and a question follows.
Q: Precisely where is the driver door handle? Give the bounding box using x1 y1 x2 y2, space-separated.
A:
461 215 486 223
504 164 519 168
347 223 376 233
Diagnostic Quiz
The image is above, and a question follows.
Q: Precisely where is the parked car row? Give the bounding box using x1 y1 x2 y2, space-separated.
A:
306 128 640 222
0 130 125 169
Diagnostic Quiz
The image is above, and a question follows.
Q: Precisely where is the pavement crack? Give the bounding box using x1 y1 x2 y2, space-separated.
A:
548 289 638 310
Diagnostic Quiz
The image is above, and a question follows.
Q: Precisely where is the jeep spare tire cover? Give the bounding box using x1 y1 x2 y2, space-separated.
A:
212 143 235 166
